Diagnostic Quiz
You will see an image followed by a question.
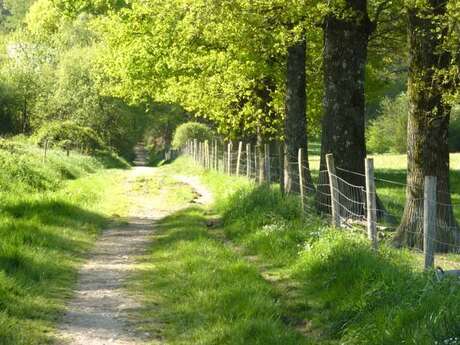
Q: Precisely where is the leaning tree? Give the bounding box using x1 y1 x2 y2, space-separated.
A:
395 0 460 251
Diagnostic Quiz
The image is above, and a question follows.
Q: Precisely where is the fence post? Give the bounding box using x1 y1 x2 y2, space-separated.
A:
236 141 243 176
213 141 216 170
227 142 232 175
193 139 198 162
326 153 340 228
246 143 251 178
365 158 378 249
424 176 437 270
207 140 211 169
223 144 226 173
298 148 305 213
264 143 271 183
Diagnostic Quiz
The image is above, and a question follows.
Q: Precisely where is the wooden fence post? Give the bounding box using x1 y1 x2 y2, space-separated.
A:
206 140 211 169
298 148 305 213
424 176 437 270
236 141 243 176
193 139 198 162
365 158 378 249
326 154 341 228
211 140 215 170
227 142 232 175
223 144 226 173
264 143 271 183
246 143 251 178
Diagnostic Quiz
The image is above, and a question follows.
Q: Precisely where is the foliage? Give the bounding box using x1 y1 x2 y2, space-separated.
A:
367 93 408 154
367 94 460 154
172 122 214 149
33 121 105 153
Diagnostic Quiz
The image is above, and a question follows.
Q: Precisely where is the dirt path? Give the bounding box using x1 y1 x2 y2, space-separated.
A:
56 147 163 345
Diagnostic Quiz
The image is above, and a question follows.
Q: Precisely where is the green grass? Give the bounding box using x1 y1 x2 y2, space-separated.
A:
153 157 460 345
132 167 309 345
133 173 196 211
0 139 130 344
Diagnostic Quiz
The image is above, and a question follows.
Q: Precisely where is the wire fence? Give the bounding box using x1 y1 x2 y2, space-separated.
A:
183 139 460 272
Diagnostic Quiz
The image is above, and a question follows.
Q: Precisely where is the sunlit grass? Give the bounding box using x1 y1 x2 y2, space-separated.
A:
154 157 460 345
0 140 130 344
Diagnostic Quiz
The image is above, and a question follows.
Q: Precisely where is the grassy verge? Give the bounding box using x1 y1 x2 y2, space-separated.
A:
154 157 460 345
0 139 130 344
132 168 309 345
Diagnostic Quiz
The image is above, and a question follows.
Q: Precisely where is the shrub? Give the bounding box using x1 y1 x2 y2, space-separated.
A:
172 122 213 149
33 121 106 154
368 95 460 153
366 93 408 154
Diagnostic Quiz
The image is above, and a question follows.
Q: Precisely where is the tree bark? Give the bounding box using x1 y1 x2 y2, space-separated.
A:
284 38 314 194
395 0 460 251
316 0 372 215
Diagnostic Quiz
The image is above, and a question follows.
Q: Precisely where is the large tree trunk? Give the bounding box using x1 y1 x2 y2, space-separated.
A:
284 38 314 194
254 77 278 184
395 0 459 251
316 0 372 217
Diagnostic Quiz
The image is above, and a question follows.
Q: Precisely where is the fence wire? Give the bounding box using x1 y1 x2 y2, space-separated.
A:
184 140 460 270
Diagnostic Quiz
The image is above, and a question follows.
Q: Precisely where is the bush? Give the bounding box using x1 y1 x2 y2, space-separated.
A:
33 121 106 154
172 122 213 149
367 93 408 154
368 95 460 153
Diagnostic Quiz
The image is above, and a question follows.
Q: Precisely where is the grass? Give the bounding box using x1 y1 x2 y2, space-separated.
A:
131 167 309 345
133 174 196 211
0 139 130 345
145 156 460 345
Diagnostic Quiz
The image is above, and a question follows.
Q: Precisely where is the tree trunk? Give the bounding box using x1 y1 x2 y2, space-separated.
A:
256 130 265 183
316 0 372 217
284 38 314 194
395 0 459 251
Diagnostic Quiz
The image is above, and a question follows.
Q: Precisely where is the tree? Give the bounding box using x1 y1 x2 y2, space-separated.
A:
316 0 374 213
284 38 314 193
395 0 460 250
